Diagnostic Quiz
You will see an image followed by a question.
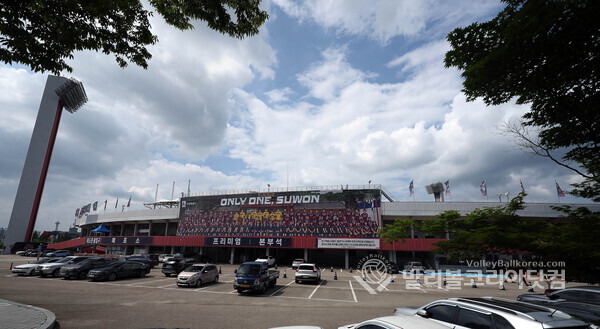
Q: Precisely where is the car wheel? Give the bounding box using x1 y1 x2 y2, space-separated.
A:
213 276 219 284
196 279 202 288
108 272 117 281
295 279 299 284
260 284 266 294
28 269 35 276
164 273 171 277
52 269 60 278
40 273 46 278
139 270 145 278
237 289 244 294
79 271 87 280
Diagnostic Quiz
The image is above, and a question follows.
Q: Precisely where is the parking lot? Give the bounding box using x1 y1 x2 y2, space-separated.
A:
0 255 568 329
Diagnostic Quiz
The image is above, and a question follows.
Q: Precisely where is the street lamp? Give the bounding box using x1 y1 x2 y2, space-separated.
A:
4 76 87 253
267 184 270 192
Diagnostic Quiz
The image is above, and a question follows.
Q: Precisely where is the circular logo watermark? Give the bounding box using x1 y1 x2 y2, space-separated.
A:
356 254 391 285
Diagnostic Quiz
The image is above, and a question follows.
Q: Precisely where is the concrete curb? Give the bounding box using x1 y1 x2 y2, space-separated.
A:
0 299 56 329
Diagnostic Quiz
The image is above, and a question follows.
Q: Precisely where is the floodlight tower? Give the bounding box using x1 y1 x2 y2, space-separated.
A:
425 182 445 202
4 76 87 253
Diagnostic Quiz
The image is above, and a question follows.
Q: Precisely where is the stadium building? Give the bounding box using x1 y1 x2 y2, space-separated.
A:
48 185 600 269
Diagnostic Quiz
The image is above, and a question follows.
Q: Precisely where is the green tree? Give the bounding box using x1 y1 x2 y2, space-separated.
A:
0 0 268 73
378 218 416 244
445 0 600 201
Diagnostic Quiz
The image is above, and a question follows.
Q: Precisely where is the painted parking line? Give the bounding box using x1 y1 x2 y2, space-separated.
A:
307 280 323 299
125 278 174 286
273 295 356 303
349 281 357 302
270 280 294 296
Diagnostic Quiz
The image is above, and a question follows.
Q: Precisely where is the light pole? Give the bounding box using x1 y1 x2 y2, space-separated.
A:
267 184 270 192
497 193 503 202
4 76 87 253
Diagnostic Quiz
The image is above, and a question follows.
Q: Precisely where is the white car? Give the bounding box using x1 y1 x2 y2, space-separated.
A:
158 254 174 263
339 315 452 329
291 258 305 270
11 257 62 276
255 255 276 267
295 263 321 284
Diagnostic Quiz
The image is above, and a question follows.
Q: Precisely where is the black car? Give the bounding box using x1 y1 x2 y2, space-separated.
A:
60 257 118 279
518 286 600 305
87 261 150 281
125 254 156 268
387 262 400 274
162 258 196 277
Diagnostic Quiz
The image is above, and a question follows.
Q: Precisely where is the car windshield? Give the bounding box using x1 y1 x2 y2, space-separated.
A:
299 265 314 270
75 258 99 265
55 257 73 263
294 259 304 262
237 264 260 275
69 257 89 264
185 265 204 272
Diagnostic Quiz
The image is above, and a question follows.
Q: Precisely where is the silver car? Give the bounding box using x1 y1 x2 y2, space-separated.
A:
12 257 61 276
176 263 219 287
36 256 90 278
295 263 321 284
339 315 452 329
403 261 425 273
394 297 590 328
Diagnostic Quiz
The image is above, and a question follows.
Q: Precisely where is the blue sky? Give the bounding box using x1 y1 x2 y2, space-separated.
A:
0 0 593 232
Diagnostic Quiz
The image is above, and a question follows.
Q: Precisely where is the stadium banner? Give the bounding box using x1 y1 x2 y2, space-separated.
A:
317 238 380 249
204 236 292 247
100 236 153 245
178 188 382 239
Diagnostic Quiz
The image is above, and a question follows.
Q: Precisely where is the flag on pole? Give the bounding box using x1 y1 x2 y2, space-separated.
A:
93 201 98 211
480 179 487 197
556 182 565 197
444 180 450 196
520 179 525 193
75 208 80 217
104 200 107 211
115 197 118 209
409 180 414 197
127 196 131 208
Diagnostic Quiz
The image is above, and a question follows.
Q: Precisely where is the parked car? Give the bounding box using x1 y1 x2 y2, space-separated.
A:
176 263 219 287
292 258 305 270
394 297 590 329
387 262 400 274
295 263 321 284
158 254 174 263
125 254 156 268
60 257 119 279
11 257 61 276
255 255 276 267
45 250 71 257
36 256 90 278
518 286 600 305
162 257 196 277
339 315 451 329
518 286 600 325
404 261 425 273
15 250 27 256
87 261 149 281
234 261 280 294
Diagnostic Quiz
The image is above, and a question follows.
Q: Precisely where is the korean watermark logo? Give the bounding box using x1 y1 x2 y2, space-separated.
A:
353 254 394 294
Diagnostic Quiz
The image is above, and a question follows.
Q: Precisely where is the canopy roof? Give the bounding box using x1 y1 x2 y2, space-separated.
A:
90 223 110 233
